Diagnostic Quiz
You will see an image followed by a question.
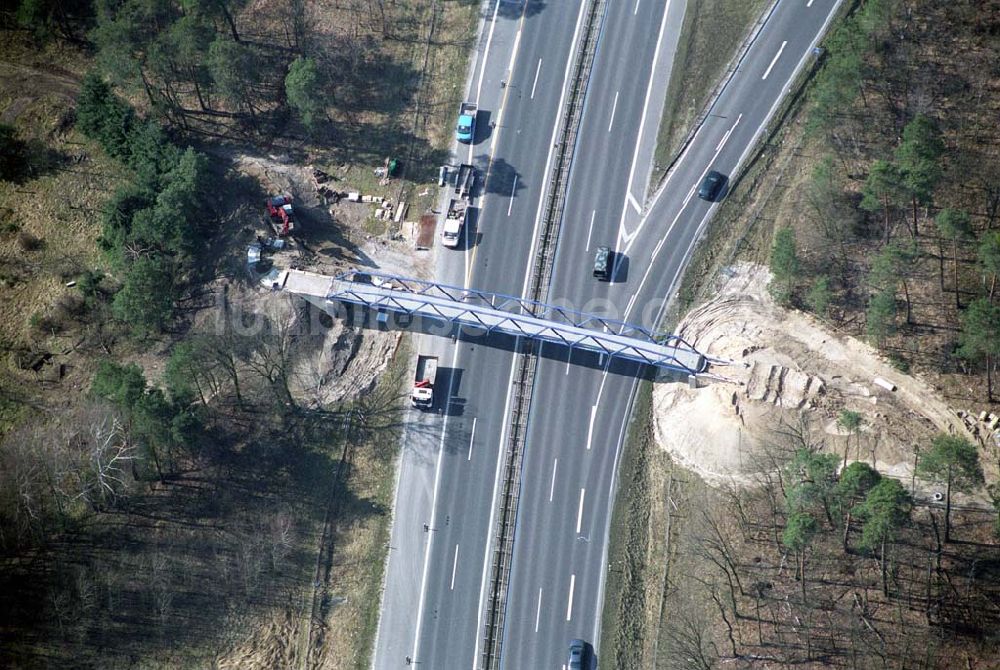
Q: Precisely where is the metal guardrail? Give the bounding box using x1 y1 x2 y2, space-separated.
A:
480 0 609 666
527 0 607 305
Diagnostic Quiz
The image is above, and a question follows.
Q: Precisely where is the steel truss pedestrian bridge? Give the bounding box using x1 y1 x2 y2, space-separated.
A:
275 268 710 374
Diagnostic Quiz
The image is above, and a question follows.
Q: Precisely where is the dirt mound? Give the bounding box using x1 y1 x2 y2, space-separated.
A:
654 263 980 487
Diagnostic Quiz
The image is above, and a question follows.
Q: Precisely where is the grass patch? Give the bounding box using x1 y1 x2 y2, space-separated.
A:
321 336 409 670
0 0 477 666
318 0 479 197
650 0 771 188
598 378 712 667
598 379 664 667
604 0 1000 665
599 3 817 659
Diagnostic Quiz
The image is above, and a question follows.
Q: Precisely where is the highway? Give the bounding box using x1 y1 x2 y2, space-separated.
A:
502 1 844 668
372 0 845 668
372 1 592 667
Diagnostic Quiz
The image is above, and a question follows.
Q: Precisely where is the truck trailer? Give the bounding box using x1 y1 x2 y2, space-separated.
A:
453 163 476 199
411 355 439 409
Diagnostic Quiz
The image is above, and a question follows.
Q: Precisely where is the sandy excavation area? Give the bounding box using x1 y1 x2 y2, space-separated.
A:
653 263 996 493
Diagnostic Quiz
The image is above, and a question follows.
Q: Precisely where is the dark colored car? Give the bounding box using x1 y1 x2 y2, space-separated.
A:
593 245 612 281
569 639 588 669
698 170 726 201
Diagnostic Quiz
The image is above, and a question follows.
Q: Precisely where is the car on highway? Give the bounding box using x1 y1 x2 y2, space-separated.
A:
593 245 613 281
568 638 588 669
698 170 726 201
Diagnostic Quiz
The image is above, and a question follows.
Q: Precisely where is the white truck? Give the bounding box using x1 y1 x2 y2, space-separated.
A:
441 197 469 248
411 355 439 409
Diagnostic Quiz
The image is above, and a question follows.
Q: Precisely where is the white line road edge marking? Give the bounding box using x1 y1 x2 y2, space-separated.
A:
461 25 565 637
535 588 543 632
469 0 600 662
469 0 503 165
549 458 558 502
565 347 572 375
566 574 576 621
517 0 588 303
623 113 741 322
681 183 697 208
586 405 597 450
467 417 477 461
762 40 787 80
634 0 641 15
617 0 673 248
465 10 525 286
586 209 596 251
486 25 523 161
807 0 814 6
411 341 463 663
530 58 542 99
378 0 496 661
370 409 413 665
608 90 619 132
594 0 849 649
474 1 502 103
576 488 586 533
592 372 640 643
507 174 518 216
627 191 642 214
472 352 520 669
450 544 460 590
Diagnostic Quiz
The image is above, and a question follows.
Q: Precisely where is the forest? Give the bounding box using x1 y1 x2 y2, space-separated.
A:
642 1 1000 667
0 0 470 666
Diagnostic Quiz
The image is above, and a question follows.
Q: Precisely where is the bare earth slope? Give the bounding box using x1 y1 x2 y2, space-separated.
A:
654 263 990 491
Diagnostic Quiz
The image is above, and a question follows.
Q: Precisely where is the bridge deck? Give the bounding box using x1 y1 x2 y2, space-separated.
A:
277 269 705 373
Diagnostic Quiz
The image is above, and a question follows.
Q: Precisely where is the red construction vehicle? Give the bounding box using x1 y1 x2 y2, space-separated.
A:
266 195 295 236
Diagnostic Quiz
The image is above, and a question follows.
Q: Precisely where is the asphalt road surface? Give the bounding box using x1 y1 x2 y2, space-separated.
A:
372 0 844 668
372 1 594 667
501 0 844 668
